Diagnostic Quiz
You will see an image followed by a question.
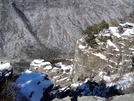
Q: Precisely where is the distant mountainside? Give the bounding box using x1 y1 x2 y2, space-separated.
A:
0 0 134 61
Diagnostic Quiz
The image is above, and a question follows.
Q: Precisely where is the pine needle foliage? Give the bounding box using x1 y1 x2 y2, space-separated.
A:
83 20 109 47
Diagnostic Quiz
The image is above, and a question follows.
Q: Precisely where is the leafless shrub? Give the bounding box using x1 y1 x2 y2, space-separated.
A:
0 78 30 101
0 79 18 101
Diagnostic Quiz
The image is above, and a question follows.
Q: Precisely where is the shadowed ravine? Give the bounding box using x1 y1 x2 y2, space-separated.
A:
12 2 42 46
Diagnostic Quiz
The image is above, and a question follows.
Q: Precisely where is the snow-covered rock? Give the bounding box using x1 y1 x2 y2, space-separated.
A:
0 61 13 77
30 59 74 87
16 70 53 101
0 62 11 71
73 23 134 92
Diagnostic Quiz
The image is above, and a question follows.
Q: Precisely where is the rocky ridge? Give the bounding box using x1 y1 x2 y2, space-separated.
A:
51 23 134 100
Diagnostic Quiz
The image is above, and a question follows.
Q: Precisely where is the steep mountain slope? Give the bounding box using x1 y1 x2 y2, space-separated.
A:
0 0 134 61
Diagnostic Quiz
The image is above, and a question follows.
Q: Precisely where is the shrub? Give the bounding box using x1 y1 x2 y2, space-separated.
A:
0 78 30 101
85 35 97 47
83 20 109 47
97 37 108 42
81 42 86 46
0 79 18 101
99 20 109 30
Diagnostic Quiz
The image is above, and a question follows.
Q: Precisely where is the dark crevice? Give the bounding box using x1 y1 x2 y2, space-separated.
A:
11 2 43 46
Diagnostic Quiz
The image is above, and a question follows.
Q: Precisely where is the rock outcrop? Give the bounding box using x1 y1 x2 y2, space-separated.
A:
29 59 74 87
73 23 134 86
0 0 134 61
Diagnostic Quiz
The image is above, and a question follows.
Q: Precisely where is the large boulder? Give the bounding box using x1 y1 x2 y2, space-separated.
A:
16 70 53 101
111 94 134 101
0 61 13 81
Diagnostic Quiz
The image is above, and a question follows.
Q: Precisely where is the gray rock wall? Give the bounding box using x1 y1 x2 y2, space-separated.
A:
0 0 134 61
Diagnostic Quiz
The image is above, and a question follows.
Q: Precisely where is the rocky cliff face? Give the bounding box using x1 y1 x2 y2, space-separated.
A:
0 0 134 61
73 23 134 87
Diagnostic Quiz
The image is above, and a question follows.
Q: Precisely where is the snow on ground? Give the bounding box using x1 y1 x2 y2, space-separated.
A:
98 71 134 90
79 44 86 49
0 62 11 71
16 70 53 101
93 53 108 61
30 59 74 87
43 65 53 70
129 48 134 51
56 77 70 83
30 59 51 68
122 28 134 36
107 40 119 51
120 22 134 27
0 62 12 77
109 27 121 38
56 62 73 74
115 73 134 90
30 59 73 74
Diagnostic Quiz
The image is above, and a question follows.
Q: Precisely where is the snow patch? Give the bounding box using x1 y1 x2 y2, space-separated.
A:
120 22 134 27
56 77 70 83
30 59 51 68
109 27 121 38
122 28 134 36
79 44 86 49
57 62 73 74
107 40 119 51
0 62 11 71
16 70 53 101
115 73 134 90
44 65 53 70
93 53 107 60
